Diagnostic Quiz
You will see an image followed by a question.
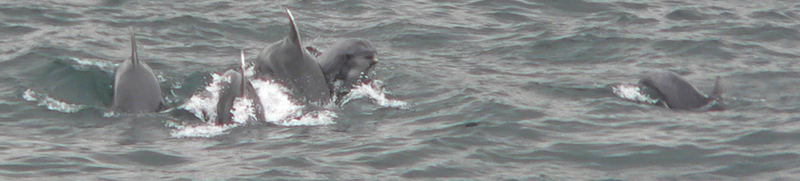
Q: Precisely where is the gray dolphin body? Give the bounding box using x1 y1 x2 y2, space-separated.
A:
255 9 331 105
316 39 378 96
215 50 265 125
639 71 723 111
111 32 163 113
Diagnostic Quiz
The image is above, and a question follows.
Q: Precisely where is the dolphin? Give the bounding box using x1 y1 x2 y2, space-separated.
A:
638 71 723 111
111 31 164 113
315 39 378 96
255 9 331 105
215 50 265 125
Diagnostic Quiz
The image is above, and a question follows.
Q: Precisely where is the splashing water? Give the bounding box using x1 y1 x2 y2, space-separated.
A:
22 89 86 113
170 72 244 138
230 96 255 124
251 79 337 126
610 83 660 105
179 73 230 122
168 57 406 137
341 80 409 109
249 79 301 122
171 72 339 138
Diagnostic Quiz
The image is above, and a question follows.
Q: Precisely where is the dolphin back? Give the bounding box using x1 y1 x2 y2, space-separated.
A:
112 31 163 113
216 70 244 124
639 71 711 110
255 9 331 105
214 51 266 124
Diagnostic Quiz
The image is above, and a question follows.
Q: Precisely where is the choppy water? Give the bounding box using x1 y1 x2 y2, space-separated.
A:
1 0 800 180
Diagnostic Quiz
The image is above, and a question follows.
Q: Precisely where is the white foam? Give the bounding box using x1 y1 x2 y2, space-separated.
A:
251 78 337 126
341 80 409 109
166 120 240 138
171 72 241 138
276 109 337 126
250 79 301 122
67 57 118 72
179 73 229 122
172 71 339 138
610 83 660 104
230 97 255 124
22 89 86 113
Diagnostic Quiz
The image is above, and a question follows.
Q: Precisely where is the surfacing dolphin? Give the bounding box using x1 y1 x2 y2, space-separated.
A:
255 9 331 105
215 50 264 125
111 31 164 113
315 39 378 96
638 71 724 111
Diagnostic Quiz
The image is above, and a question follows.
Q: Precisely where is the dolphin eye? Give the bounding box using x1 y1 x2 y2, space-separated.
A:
365 55 375 60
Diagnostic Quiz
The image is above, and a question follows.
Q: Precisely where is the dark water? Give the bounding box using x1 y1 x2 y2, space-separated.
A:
2 0 800 180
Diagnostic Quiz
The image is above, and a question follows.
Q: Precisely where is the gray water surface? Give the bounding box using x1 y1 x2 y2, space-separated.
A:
1 0 800 180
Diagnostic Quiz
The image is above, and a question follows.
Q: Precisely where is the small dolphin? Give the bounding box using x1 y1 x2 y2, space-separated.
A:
316 39 378 96
111 31 164 113
255 9 331 105
215 50 265 125
638 71 723 111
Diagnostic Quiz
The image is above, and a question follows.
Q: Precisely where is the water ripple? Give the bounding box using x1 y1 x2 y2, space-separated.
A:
1 0 800 180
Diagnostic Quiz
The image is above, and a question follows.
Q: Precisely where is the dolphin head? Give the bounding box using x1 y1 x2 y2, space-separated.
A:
342 39 377 85
324 39 378 87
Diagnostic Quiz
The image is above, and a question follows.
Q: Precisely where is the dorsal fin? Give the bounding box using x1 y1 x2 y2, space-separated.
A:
704 76 725 111
710 76 723 100
239 49 247 98
285 8 303 52
130 29 139 67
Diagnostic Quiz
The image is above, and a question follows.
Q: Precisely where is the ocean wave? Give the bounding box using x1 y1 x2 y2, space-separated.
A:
22 88 87 113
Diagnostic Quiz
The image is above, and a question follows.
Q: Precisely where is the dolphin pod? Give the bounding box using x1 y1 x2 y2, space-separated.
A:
109 10 727 118
111 31 164 113
110 9 382 120
638 71 724 111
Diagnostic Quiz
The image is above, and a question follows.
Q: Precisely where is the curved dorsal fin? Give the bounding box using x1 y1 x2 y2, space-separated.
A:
129 28 139 67
710 76 723 101
239 49 247 98
285 8 303 52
